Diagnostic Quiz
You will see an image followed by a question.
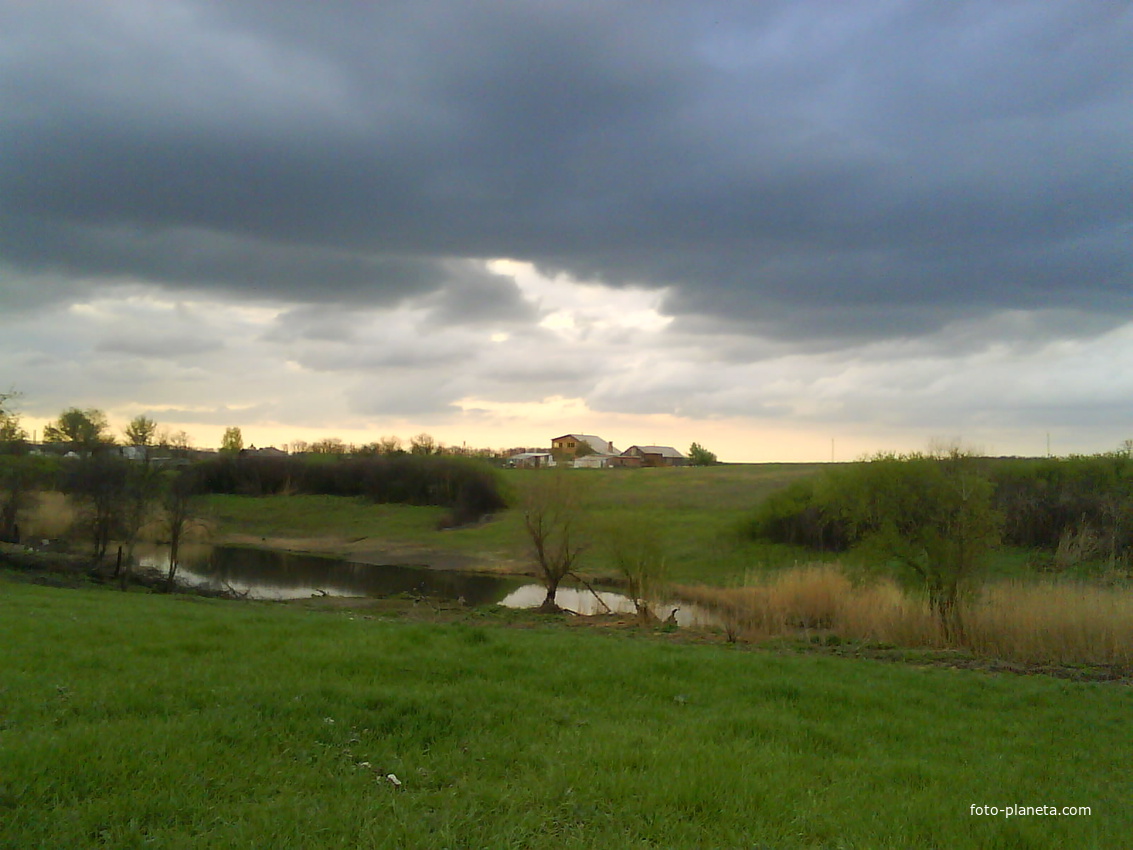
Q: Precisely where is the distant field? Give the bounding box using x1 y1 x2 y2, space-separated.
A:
201 463 829 585
2 581 1128 849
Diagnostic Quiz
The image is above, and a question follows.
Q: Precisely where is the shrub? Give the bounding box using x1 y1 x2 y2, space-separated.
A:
190 454 506 517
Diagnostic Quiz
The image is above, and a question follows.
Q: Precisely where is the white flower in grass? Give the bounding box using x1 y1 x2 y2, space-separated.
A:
386 774 402 788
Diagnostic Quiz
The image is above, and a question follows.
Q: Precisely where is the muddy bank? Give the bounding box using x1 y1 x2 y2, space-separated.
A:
0 542 241 597
214 532 541 578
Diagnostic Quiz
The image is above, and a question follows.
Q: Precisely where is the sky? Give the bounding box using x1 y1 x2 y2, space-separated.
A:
2 0 1132 461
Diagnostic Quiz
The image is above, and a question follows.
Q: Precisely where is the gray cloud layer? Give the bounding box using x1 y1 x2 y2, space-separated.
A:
3 0 1130 343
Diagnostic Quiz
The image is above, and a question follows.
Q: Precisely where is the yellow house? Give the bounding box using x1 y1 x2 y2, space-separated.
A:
550 434 614 457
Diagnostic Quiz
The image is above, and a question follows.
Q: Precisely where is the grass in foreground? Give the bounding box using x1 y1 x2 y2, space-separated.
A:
1 582 1129 848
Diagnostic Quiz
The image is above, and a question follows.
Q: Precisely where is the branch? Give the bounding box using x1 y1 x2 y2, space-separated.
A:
568 571 612 614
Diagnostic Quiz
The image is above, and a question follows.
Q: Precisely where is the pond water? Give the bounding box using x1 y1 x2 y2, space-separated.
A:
135 544 719 627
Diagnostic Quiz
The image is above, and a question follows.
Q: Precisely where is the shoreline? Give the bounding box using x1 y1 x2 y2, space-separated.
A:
213 531 541 577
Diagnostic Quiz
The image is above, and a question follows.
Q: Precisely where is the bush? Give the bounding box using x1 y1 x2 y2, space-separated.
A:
746 478 849 550
750 451 1133 568
189 454 506 519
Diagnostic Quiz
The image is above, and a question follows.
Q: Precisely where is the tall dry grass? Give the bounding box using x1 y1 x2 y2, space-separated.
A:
677 563 1133 668
965 580 1133 667
21 491 77 540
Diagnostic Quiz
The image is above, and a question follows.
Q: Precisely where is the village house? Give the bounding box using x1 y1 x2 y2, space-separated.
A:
550 434 616 457
619 445 688 467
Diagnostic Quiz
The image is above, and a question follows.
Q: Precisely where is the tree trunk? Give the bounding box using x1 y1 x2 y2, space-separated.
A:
538 578 562 613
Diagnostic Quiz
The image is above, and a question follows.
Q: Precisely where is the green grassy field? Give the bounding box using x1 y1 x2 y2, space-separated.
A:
1 581 1129 848
202 464 828 585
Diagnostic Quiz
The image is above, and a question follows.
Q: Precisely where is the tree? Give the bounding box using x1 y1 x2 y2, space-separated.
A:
821 450 1002 640
0 391 28 453
378 436 404 455
43 408 113 454
410 433 438 455
157 428 193 456
124 415 158 450
63 453 131 561
0 455 50 544
522 470 588 612
220 427 244 455
309 437 348 455
163 469 202 592
688 442 718 466
120 454 162 568
604 518 668 624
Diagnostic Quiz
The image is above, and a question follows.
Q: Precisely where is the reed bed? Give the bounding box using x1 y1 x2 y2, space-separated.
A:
677 564 1133 668
20 490 76 540
965 580 1133 667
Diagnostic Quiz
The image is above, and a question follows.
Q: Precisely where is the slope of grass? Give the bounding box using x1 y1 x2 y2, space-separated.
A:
201 464 828 585
1 582 1129 848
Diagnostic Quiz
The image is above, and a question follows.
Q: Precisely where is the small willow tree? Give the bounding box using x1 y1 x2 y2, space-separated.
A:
821 449 1002 641
521 469 587 612
163 469 202 592
605 517 668 624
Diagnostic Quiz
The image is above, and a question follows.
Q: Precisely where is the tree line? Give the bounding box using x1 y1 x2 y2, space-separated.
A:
0 395 507 580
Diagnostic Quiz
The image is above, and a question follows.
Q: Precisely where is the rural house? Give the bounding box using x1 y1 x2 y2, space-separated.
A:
551 434 615 457
619 445 687 467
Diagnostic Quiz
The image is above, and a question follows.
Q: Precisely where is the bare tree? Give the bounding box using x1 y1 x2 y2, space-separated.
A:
163 470 201 592
309 437 349 455
605 518 668 624
410 433 438 455
64 454 130 562
379 436 404 455
522 470 588 612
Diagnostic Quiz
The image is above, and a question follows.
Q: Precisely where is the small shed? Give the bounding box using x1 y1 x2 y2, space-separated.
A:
573 453 616 469
507 452 556 469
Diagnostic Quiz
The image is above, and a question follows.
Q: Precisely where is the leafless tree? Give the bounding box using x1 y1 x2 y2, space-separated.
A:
522 470 587 612
163 471 201 592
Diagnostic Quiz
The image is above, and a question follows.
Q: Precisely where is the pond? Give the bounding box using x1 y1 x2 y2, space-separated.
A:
135 544 719 627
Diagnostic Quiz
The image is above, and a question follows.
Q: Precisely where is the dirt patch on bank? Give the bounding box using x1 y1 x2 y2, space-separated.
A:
215 532 537 577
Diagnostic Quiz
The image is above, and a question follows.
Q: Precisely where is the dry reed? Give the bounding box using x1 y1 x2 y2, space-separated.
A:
677 563 1133 668
21 491 77 540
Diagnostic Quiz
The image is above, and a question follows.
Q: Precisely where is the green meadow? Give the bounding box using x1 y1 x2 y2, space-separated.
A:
2 581 1129 849
202 463 828 584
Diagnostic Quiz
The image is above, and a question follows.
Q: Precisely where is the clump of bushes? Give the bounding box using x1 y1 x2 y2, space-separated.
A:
749 452 1133 567
191 454 506 522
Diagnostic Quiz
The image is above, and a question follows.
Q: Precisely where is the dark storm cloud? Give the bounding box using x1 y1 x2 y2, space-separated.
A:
1 0 1130 341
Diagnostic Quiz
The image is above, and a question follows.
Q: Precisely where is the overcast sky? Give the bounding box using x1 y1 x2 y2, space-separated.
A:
2 0 1132 461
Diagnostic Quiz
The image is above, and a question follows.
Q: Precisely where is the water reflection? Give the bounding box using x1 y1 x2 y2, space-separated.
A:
135 543 522 605
498 586 720 627
134 543 720 626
